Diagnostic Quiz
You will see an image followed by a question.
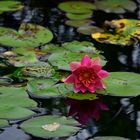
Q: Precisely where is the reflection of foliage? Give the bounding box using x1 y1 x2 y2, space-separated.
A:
66 98 109 124
95 0 137 13
92 19 140 46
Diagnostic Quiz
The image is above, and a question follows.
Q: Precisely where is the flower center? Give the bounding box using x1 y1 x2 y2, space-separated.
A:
78 68 96 86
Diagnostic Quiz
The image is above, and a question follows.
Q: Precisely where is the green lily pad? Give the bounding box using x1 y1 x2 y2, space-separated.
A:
0 77 13 85
0 106 35 120
0 86 37 120
62 41 97 53
27 79 99 100
0 86 37 108
58 1 95 13
66 12 92 20
77 25 104 35
0 1 24 14
95 0 137 13
0 23 53 48
48 51 104 71
27 79 59 99
94 136 129 140
20 115 80 139
91 19 140 46
104 72 140 97
65 19 93 27
0 119 9 128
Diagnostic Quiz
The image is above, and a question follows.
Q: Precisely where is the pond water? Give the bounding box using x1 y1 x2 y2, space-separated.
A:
0 0 140 140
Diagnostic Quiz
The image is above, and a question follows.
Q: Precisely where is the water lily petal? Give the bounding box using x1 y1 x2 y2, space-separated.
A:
93 65 102 73
81 55 91 66
98 70 110 78
95 79 106 89
64 74 75 83
92 57 100 65
70 62 80 71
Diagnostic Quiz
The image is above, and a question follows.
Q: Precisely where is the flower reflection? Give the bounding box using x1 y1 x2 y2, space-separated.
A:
66 98 109 124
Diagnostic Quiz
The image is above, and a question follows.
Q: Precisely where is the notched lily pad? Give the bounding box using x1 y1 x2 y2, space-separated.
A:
0 23 53 48
104 72 140 97
95 0 137 13
58 1 95 14
20 115 80 139
0 1 24 14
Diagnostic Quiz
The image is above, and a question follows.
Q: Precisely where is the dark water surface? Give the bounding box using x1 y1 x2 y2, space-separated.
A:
0 0 140 140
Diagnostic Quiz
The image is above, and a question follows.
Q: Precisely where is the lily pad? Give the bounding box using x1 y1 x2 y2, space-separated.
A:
20 115 80 139
95 0 137 13
93 136 129 140
104 72 140 97
27 79 59 99
0 87 37 108
48 51 104 71
65 19 93 27
91 19 140 46
0 119 9 128
58 1 95 14
0 106 35 120
66 12 92 20
77 25 104 35
0 1 24 14
0 23 53 48
0 86 37 120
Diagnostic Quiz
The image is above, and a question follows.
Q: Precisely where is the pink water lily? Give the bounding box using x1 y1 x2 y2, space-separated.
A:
64 55 109 93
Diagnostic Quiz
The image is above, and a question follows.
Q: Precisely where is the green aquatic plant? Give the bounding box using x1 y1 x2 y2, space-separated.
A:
0 23 53 48
20 115 80 139
0 1 24 14
95 0 137 13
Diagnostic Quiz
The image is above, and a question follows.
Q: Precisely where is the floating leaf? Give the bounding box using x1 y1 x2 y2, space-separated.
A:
77 25 104 35
27 79 59 99
91 19 140 46
0 1 24 14
93 136 129 140
0 23 53 48
20 115 80 139
0 119 9 128
66 12 92 20
48 51 104 71
95 0 137 13
0 77 13 85
58 1 95 14
104 72 140 97
65 19 93 27
0 106 35 120
0 86 37 120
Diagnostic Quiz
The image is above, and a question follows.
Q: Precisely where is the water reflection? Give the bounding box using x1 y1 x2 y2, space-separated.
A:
66 98 109 124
